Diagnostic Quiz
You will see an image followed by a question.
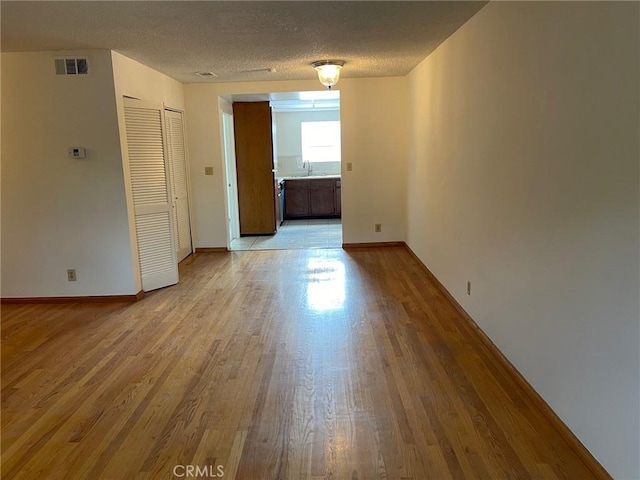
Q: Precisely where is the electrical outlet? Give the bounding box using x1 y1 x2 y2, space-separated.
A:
467 281 471 295
346 162 353 172
375 223 382 233
204 166 214 175
67 269 77 282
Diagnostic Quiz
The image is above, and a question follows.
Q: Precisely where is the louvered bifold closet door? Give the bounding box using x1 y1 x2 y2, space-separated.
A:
165 109 193 263
124 98 178 292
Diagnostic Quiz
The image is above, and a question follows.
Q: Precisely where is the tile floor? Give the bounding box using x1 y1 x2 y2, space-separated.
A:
230 218 342 251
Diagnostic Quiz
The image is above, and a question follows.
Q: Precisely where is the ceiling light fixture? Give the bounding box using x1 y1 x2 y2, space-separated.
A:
311 60 345 90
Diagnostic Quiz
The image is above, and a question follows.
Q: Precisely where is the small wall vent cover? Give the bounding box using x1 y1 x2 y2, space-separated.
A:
55 58 89 75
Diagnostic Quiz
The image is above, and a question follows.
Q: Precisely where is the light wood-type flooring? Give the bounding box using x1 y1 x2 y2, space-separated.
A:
2 247 600 479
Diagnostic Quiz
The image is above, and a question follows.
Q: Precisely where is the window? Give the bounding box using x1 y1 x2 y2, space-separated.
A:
301 121 341 163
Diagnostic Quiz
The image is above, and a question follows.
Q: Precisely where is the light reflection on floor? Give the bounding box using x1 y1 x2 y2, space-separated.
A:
305 257 346 312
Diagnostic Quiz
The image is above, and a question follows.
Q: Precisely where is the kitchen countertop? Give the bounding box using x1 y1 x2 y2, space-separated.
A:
279 175 341 181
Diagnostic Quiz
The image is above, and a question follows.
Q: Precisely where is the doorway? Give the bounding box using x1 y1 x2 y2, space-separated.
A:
224 90 342 251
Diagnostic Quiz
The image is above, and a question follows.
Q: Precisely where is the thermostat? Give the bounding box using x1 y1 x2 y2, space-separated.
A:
69 147 86 159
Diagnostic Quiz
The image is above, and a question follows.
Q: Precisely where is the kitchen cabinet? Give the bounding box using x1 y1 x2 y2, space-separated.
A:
284 180 310 217
284 178 341 218
233 102 277 235
309 179 336 216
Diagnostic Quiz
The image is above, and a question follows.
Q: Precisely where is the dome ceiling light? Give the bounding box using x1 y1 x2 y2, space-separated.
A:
311 60 345 90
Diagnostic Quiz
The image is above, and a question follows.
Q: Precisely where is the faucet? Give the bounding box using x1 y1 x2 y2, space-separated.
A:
302 161 313 176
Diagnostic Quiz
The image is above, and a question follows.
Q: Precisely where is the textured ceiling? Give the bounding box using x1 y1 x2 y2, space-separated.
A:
1 1 487 84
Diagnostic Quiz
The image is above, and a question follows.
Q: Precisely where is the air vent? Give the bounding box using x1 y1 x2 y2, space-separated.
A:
55 58 89 76
195 71 217 78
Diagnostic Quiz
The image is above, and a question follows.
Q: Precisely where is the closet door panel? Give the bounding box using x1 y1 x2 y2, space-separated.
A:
124 99 178 291
165 109 193 262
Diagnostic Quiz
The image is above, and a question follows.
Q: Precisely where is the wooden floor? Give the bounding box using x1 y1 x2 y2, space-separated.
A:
2 247 599 479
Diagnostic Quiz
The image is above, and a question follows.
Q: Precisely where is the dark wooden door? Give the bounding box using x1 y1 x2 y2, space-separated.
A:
233 102 276 235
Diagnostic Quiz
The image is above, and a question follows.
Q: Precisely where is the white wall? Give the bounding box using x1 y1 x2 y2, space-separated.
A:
1 50 138 297
406 3 639 478
185 77 408 248
0 50 187 298
340 77 408 244
111 51 185 109
183 84 229 248
273 110 341 176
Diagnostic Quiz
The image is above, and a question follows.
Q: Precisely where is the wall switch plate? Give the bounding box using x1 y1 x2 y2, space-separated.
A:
375 223 382 233
346 162 353 172
67 269 77 282
467 281 471 295
204 166 214 175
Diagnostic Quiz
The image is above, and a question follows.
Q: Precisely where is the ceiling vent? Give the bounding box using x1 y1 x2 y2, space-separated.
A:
195 71 217 78
55 58 89 76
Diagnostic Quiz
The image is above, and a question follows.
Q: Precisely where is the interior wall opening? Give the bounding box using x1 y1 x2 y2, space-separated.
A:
224 90 342 251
